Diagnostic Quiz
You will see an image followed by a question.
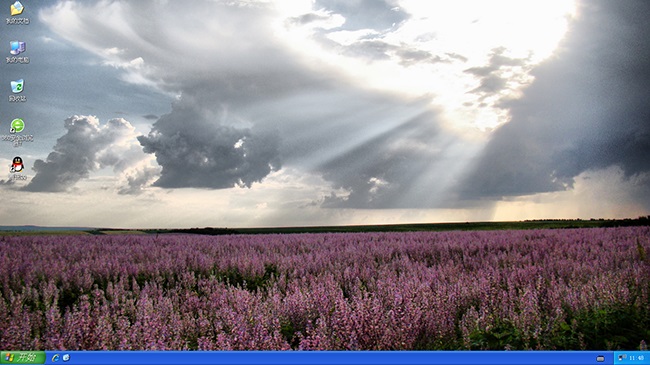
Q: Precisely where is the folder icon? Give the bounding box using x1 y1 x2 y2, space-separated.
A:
11 1 24 16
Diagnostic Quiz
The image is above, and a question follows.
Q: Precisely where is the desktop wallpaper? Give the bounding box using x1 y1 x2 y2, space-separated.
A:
1 0 649 352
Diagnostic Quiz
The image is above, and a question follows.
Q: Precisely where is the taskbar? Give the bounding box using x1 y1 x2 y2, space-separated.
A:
0 351 648 365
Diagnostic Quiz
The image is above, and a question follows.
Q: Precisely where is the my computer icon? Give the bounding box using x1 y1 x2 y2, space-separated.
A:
10 41 25 55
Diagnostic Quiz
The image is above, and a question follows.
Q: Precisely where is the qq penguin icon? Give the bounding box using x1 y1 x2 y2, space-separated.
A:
10 156 23 173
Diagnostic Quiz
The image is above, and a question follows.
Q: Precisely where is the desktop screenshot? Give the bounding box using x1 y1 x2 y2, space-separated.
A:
1 0 649 364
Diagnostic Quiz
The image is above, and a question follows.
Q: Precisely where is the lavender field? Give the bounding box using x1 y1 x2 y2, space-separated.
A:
1 227 649 350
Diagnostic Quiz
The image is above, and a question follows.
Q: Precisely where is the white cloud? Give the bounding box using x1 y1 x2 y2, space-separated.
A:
24 115 152 193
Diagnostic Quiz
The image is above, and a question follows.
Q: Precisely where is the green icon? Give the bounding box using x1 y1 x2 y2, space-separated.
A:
10 118 24 133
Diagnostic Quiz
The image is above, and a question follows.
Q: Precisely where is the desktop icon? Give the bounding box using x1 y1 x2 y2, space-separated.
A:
62 354 70 362
10 118 25 133
10 1 24 16
10 41 26 55
11 79 24 94
10 156 23 173
51 354 60 363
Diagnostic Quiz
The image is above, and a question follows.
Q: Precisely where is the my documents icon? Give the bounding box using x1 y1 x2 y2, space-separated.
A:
10 1 24 16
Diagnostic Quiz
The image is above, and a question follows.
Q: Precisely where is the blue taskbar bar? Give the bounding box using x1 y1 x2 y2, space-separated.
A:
0 351 648 365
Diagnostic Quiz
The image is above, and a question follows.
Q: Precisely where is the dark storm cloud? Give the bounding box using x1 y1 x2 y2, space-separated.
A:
131 52 332 190
459 0 650 203
137 98 281 189
470 74 507 95
315 0 408 31
24 116 138 192
464 47 525 96
143 114 158 120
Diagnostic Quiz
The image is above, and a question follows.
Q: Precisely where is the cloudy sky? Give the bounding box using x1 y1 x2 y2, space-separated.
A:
1 0 649 228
